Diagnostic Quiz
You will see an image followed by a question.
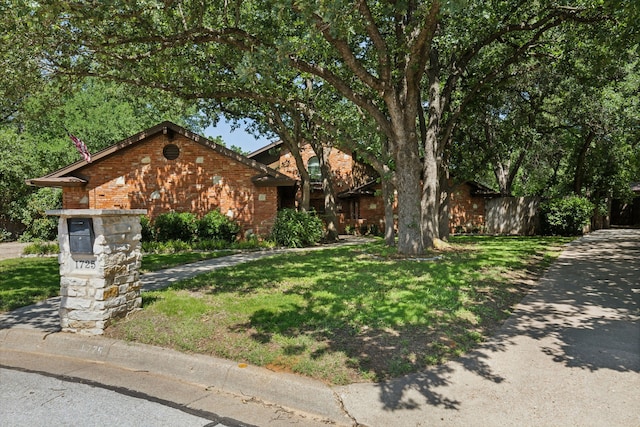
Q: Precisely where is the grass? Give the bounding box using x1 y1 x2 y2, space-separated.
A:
0 257 61 312
104 235 573 385
0 249 237 312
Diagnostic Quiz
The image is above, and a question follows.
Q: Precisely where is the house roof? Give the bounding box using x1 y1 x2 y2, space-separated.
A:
26 121 295 188
465 181 500 197
247 140 283 159
247 140 285 167
337 179 378 198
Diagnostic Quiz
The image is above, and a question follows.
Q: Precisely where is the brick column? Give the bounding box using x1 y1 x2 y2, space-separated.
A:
47 209 147 335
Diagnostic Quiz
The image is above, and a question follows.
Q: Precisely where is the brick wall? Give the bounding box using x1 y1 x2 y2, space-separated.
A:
266 143 492 236
278 145 356 192
62 134 279 235
448 183 488 233
340 193 388 234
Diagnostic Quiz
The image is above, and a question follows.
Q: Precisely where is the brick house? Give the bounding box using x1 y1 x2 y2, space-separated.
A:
29 121 499 237
249 141 498 234
248 141 388 233
27 122 295 236
447 181 500 233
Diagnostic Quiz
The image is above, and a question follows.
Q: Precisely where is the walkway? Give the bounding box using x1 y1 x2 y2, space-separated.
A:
0 241 31 261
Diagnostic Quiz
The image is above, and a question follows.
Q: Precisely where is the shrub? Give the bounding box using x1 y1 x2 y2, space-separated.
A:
193 239 229 251
0 228 12 242
22 241 59 255
140 215 155 242
359 223 381 236
270 209 324 248
198 210 241 242
154 211 198 242
540 196 594 236
142 239 192 254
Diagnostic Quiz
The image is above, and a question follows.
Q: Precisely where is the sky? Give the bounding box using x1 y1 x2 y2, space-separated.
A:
203 119 273 154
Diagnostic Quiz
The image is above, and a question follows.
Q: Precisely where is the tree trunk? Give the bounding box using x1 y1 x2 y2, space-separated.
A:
269 108 311 211
300 178 311 212
380 171 396 246
288 144 310 211
357 148 396 247
421 66 442 248
315 144 339 242
286 141 311 212
393 129 424 255
493 161 511 196
573 130 595 195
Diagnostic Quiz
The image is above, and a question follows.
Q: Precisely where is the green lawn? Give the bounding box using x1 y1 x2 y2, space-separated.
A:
1 236 571 383
0 250 234 312
0 257 60 312
103 235 572 384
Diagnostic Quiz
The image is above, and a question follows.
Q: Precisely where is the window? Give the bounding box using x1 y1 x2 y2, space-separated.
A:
163 144 180 160
308 156 321 182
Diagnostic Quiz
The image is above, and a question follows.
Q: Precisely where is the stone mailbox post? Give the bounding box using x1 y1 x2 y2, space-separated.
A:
47 209 147 335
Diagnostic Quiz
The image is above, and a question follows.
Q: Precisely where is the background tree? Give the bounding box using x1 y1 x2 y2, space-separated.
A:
449 14 639 218
0 78 203 239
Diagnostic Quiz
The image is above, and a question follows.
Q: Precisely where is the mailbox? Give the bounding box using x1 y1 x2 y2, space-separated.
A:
67 218 95 254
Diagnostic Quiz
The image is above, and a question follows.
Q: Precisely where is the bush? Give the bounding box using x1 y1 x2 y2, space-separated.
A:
142 239 192 254
0 228 12 242
198 210 241 242
540 196 594 236
154 211 198 242
193 239 229 251
270 209 324 248
22 241 59 255
359 223 381 236
140 215 155 242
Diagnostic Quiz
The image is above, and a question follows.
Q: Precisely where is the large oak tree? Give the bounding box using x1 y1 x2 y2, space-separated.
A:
10 0 622 253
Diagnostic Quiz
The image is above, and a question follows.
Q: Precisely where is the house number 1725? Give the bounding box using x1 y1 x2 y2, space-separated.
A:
75 260 96 269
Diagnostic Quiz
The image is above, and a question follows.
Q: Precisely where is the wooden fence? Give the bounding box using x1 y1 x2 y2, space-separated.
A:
485 197 540 235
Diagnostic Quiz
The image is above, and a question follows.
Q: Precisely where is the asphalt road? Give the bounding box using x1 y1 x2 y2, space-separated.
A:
0 367 246 427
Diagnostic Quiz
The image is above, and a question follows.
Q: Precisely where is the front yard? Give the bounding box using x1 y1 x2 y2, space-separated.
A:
102 235 571 384
0 250 235 313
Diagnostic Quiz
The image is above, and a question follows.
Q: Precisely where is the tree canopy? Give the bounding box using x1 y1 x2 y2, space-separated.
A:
2 0 638 251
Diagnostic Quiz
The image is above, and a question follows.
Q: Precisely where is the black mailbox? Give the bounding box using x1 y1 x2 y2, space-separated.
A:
68 218 95 254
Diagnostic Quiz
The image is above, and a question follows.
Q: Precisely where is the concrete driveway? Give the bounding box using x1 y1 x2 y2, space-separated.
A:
0 242 31 261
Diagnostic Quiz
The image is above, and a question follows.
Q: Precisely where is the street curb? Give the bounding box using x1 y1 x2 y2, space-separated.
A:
0 328 351 424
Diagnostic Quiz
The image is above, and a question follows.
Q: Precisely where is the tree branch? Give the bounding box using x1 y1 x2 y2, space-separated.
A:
356 0 391 83
307 10 384 93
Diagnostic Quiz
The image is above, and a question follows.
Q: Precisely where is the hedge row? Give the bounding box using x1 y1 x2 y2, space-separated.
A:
141 208 325 248
141 210 240 243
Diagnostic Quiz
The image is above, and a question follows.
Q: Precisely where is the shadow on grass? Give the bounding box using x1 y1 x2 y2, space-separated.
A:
370 230 639 412
165 237 567 391
113 232 640 413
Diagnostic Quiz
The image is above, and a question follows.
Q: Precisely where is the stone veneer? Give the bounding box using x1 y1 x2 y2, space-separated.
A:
47 209 147 335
